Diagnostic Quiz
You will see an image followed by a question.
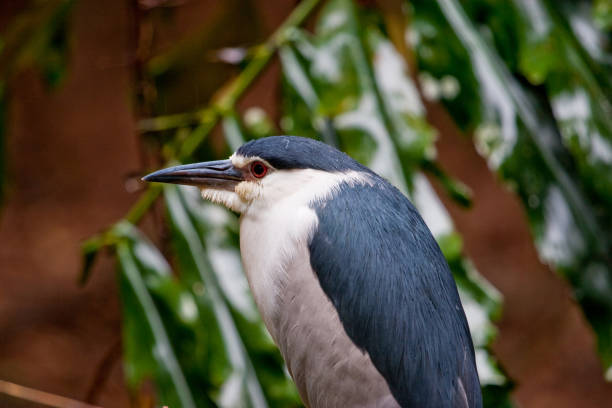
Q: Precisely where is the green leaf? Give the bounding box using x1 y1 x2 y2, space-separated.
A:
79 235 102 286
113 221 199 408
222 112 247 151
421 160 472 208
513 0 612 211
0 0 74 87
421 0 612 373
594 0 612 30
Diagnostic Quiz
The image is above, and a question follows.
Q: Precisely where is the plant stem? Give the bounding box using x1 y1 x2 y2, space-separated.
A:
139 111 200 133
0 379 101 408
139 0 322 133
82 0 322 259
125 184 163 224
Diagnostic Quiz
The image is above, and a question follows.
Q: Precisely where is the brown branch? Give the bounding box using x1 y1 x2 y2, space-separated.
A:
84 337 123 404
0 380 101 408
375 0 415 74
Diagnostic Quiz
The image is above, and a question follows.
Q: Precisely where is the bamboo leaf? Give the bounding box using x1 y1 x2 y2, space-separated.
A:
415 0 612 372
517 0 612 214
113 221 199 408
79 235 101 286
222 113 247 151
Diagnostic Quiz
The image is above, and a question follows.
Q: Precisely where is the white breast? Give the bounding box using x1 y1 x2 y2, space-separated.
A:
237 169 397 407
239 200 318 338
237 168 371 337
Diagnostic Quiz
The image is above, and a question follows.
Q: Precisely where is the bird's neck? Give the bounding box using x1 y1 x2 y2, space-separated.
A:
237 169 370 329
239 198 318 337
240 212 395 406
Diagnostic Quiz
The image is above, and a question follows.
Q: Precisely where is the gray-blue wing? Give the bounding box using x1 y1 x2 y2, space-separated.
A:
308 178 482 408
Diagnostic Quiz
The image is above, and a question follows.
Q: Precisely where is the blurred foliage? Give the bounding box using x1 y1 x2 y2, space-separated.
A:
144 0 265 115
595 0 612 31
0 0 73 204
0 0 73 83
412 0 612 374
115 221 201 408
3 0 612 406
0 83 5 206
114 183 303 407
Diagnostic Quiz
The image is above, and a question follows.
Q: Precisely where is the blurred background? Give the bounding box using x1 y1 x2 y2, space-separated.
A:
1 0 612 407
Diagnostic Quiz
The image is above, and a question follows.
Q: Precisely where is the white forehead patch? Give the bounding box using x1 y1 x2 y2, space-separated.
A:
230 153 272 169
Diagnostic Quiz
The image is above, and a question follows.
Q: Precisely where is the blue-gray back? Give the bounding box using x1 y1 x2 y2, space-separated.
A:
308 177 482 408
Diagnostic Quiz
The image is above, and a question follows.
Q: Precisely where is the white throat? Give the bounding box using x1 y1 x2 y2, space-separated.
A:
235 167 373 338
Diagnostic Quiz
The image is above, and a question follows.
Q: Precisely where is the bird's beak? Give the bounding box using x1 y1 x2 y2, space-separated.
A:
142 159 243 190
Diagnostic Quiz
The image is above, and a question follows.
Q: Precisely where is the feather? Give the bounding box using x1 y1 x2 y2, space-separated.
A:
309 178 482 408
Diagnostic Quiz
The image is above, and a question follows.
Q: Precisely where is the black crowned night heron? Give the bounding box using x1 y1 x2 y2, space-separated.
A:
144 136 482 408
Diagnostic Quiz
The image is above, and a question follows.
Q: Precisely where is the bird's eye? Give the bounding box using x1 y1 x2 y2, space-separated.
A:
250 161 268 178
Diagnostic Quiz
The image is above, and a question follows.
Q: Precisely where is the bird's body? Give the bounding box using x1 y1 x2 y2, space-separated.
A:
144 136 482 408
239 168 398 407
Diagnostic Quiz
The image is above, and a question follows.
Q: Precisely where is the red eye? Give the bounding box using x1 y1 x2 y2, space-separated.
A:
250 161 268 178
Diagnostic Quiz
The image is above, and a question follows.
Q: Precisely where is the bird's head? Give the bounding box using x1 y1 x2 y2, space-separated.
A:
143 136 371 213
